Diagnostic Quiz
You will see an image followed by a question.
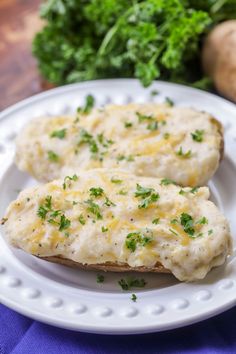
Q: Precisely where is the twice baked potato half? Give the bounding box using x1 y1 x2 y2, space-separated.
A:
15 103 223 187
2 169 232 281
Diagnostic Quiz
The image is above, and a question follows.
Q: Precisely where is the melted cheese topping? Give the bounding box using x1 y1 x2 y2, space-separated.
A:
15 103 222 186
4 169 232 281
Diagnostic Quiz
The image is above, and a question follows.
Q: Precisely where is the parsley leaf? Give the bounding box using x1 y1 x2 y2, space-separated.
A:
111 177 123 184
169 228 178 236
176 146 192 158
135 184 154 198
78 129 98 154
104 197 116 207
160 178 177 186
101 226 108 232
152 218 160 224
147 121 158 131
89 187 104 197
117 154 134 162
165 97 174 106
131 293 137 302
125 230 153 252
164 133 170 139
197 216 208 225
37 195 52 219
124 121 133 128
63 174 78 189
97 133 114 147
78 214 86 225
180 213 195 236
97 274 105 283
150 90 159 96
50 128 66 139
190 187 199 194
191 130 204 142
77 95 95 114
135 184 159 209
138 193 160 209
47 150 59 162
136 112 154 123
58 214 71 231
118 189 127 195
118 277 146 291
85 199 102 219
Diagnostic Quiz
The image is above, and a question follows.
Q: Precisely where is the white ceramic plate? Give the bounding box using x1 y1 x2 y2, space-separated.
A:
0 79 235 335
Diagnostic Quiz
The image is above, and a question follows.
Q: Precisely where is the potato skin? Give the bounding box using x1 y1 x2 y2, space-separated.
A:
202 20 236 102
40 256 170 273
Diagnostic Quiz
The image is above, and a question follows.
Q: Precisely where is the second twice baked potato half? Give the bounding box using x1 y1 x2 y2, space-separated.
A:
15 103 223 186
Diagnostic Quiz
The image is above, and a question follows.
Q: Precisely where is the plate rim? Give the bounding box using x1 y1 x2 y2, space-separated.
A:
0 78 235 335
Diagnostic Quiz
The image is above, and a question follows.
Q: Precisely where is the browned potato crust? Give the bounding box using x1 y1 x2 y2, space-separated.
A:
40 256 171 273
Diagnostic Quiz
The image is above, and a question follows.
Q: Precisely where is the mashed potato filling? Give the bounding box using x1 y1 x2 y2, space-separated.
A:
15 103 222 186
3 169 232 281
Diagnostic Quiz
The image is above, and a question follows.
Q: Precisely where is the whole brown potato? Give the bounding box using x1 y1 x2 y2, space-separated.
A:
202 20 236 102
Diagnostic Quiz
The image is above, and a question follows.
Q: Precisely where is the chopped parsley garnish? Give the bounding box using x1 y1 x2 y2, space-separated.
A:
104 197 116 207
50 128 66 139
78 129 98 154
147 121 158 131
152 218 160 224
165 97 174 106
135 184 154 198
58 214 71 231
47 150 59 162
124 121 133 128
190 187 199 194
191 129 204 142
89 187 104 197
125 230 153 252
111 177 123 184
127 155 134 162
136 112 158 131
135 184 160 209
136 112 154 123
208 229 213 235
63 174 78 189
176 146 192 158
37 206 48 219
138 193 160 209
170 218 178 224
118 277 146 291
170 213 211 238
85 199 102 219
77 94 95 114
179 189 185 195
150 90 159 96
180 213 195 236
37 195 52 219
97 133 114 147
197 216 208 225
131 294 137 302
118 189 127 195
169 228 178 236
49 210 62 219
78 214 86 225
164 132 170 139
96 274 105 283
37 195 71 234
117 154 125 161
117 154 134 162
101 226 108 232
160 178 177 186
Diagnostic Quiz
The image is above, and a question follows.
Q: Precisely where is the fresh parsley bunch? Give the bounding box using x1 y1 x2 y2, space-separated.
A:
33 0 235 88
